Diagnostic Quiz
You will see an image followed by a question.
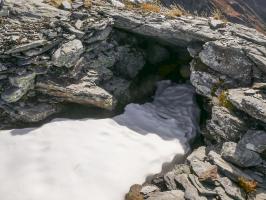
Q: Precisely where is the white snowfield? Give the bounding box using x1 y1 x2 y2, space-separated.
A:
0 81 200 200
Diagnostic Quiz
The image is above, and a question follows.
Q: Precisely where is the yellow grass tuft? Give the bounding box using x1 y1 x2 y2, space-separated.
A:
165 5 183 18
140 3 161 13
218 90 234 110
238 177 257 193
211 8 227 22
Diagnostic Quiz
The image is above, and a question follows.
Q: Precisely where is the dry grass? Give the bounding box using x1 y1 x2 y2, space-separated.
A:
218 90 234 110
238 177 257 193
165 5 184 18
47 0 92 8
211 8 226 21
140 3 161 13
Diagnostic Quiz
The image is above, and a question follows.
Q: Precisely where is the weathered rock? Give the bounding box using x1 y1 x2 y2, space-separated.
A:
208 151 253 182
115 46 145 79
140 185 160 197
187 146 207 162
248 188 266 200
199 40 253 85
190 69 220 98
228 88 266 123
215 187 232 200
146 190 185 200
188 174 217 196
61 0 72 10
163 164 191 190
238 130 266 154
5 40 48 54
1 72 36 103
36 79 116 110
208 18 226 29
187 43 203 58
85 26 113 44
52 39 84 68
125 184 144 200
188 150 218 182
206 106 247 142
218 177 245 200
221 142 262 168
2 103 60 123
175 174 207 200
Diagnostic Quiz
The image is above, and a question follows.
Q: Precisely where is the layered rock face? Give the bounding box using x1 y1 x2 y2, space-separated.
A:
1 0 266 199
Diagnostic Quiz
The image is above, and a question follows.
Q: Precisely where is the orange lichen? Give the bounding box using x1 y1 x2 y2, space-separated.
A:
238 177 257 193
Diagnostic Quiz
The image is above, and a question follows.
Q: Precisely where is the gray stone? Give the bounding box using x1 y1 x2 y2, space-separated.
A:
248 52 266 74
208 151 253 182
190 70 220 98
188 174 217 196
206 106 247 142
1 73 36 103
85 26 113 44
61 0 72 10
189 158 218 182
221 142 262 168
110 0 125 8
146 190 185 200
199 40 253 85
187 146 207 162
36 79 116 110
52 39 84 68
215 187 232 200
103 77 131 104
1 87 29 103
238 130 266 154
9 72 36 88
3 103 60 123
116 46 145 79
5 40 48 54
209 18 226 29
218 177 245 200
187 43 203 58
175 174 207 200
140 185 159 197
228 88 266 123
248 188 266 200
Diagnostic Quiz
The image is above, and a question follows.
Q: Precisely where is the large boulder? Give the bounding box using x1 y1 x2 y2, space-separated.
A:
199 40 253 85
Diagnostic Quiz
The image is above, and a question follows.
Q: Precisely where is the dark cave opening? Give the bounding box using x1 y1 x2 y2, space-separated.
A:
1 30 210 133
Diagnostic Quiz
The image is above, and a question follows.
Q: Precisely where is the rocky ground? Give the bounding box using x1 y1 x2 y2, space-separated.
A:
1 0 266 200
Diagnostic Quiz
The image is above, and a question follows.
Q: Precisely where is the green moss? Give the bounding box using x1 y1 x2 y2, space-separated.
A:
218 90 234 110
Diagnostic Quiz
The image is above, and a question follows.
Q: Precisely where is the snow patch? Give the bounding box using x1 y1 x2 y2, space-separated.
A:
0 81 199 200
